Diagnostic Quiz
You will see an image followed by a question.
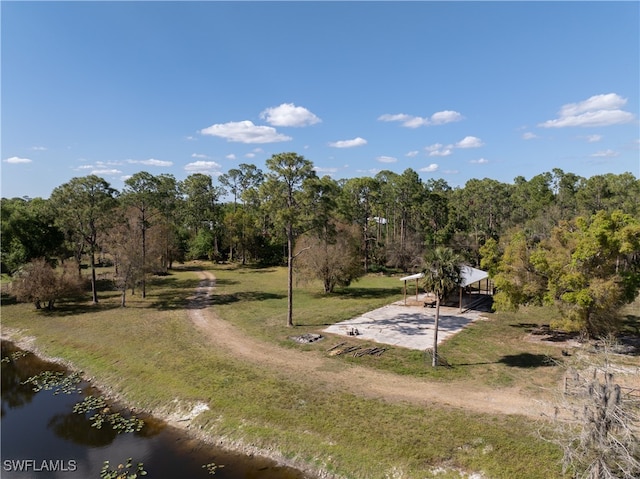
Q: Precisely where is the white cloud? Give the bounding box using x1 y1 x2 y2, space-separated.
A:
191 153 210 159
522 132 538 140
329 137 367 148
590 149 619 158
403 116 430 128
405 150 419 157
376 156 397 163
260 103 321 127
425 144 452 157
378 113 411 123
378 110 463 128
456 136 484 148
200 120 292 143
184 160 222 173
226 154 236 160
430 110 464 125
31 146 47 151
470 158 489 164
420 163 439 173
91 168 122 176
429 148 453 157
585 134 603 143
539 93 635 128
560 93 626 117
4 156 32 164
128 158 173 167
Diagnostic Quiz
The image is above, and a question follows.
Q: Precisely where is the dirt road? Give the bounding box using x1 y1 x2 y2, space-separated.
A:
187 270 552 419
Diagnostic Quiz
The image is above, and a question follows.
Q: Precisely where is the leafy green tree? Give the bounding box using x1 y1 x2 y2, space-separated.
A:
509 173 554 229
422 178 452 248
338 176 380 272
0 198 64 274
448 178 513 264
422 247 463 367
495 210 640 337
261 152 316 326
490 230 547 311
537 210 640 336
219 164 265 262
154 174 182 271
576 172 640 217
49 176 117 303
180 173 223 260
550 168 585 221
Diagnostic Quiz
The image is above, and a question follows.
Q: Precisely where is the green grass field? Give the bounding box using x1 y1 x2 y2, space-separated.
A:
4 261 619 478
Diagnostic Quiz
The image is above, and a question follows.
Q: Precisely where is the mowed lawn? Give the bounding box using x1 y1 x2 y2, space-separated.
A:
1 262 576 478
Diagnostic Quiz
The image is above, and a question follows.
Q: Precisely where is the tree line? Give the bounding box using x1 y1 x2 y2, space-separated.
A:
2 152 639 335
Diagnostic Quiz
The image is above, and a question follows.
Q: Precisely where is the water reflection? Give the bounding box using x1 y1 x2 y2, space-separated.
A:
1 341 309 479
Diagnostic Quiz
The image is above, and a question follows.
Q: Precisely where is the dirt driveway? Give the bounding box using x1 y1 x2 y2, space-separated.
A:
187 270 553 419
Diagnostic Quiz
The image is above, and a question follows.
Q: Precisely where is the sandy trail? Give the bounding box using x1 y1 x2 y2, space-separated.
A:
187 270 553 419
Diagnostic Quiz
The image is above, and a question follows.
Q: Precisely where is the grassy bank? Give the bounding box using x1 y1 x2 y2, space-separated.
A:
1 263 566 478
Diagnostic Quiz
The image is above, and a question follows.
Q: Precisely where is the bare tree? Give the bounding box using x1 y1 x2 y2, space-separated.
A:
294 222 363 293
547 341 640 479
12 258 83 310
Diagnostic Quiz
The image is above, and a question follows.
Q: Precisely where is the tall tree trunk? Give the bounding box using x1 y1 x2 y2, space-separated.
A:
432 297 441 367
287 224 294 327
90 250 98 304
141 219 147 299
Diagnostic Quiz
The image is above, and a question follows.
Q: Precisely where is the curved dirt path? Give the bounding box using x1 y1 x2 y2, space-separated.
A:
187 270 552 419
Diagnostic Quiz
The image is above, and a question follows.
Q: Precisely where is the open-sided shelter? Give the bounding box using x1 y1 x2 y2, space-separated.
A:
399 266 492 311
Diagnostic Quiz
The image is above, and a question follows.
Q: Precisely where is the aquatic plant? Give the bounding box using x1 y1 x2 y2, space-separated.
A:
100 458 147 479
202 462 225 475
0 350 30 363
21 370 82 394
73 395 144 433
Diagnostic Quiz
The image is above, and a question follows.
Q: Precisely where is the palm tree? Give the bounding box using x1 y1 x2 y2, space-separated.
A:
422 247 463 367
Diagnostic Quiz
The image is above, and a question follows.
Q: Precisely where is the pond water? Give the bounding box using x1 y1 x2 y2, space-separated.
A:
1 341 309 479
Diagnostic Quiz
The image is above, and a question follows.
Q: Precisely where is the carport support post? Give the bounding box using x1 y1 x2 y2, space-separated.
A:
403 280 407 305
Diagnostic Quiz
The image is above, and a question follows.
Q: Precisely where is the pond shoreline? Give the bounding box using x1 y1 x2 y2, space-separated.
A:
1 330 334 479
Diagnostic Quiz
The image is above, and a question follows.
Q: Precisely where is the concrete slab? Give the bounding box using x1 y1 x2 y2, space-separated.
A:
323 296 484 351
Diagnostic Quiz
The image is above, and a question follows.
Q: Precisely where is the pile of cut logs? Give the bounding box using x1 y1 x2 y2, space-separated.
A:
327 342 387 357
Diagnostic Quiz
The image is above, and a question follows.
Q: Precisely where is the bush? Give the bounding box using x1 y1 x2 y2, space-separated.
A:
11 258 83 310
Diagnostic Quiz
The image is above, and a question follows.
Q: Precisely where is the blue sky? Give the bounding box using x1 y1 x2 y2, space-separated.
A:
2 1 639 199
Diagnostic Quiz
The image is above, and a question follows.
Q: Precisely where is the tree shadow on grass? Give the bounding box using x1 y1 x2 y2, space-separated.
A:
212 278 239 286
30 301 123 317
511 323 580 342
317 287 400 300
209 291 285 306
499 353 557 368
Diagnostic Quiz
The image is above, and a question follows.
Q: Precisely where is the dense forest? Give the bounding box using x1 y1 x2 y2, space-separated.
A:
2 152 639 336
